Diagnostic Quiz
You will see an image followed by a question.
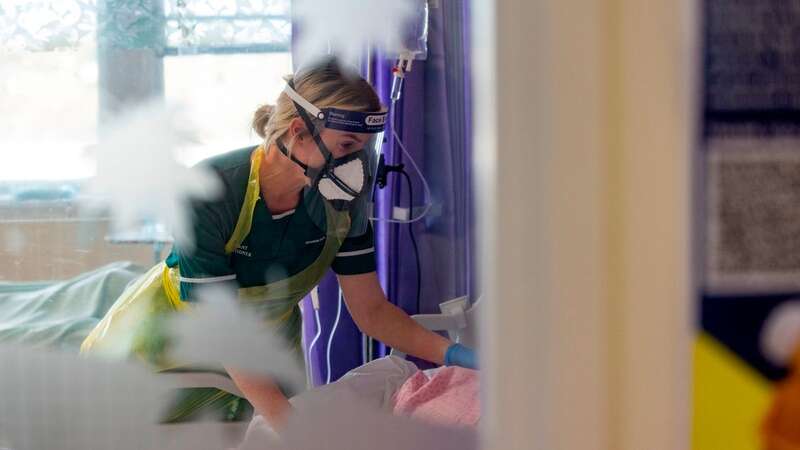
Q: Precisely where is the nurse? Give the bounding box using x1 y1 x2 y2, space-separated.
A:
165 58 476 426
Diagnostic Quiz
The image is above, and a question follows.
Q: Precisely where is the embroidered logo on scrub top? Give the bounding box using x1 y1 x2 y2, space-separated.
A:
234 245 253 257
305 236 326 245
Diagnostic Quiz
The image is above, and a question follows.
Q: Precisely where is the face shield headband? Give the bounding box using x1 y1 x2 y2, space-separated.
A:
280 79 387 202
283 80 388 135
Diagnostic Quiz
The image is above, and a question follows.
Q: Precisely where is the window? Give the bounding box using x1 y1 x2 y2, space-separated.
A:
1 0 291 281
164 51 291 165
0 0 292 181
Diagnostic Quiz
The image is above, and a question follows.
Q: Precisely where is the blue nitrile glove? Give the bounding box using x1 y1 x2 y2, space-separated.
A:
444 343 478 369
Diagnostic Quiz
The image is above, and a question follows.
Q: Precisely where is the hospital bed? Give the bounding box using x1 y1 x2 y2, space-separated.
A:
161 295 481 447
165 294 481 399
390 295 479 359
0 264 479 447
239 295 482 448
0 261 145 349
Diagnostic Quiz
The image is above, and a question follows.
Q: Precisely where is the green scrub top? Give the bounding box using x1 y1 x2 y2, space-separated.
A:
165 146 376 300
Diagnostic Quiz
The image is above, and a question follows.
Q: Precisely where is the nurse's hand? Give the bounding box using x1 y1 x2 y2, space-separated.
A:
444 343 478 370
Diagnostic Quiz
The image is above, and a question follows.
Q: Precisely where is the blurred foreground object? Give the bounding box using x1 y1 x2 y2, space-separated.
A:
763 346 800 450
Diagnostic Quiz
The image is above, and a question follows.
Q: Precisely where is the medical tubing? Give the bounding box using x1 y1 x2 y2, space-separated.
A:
370 95 432 224
325 288 344 384
307 307 323 386
384 128 433 223
390 67 405 102
301 302 311 386
401 169 422 314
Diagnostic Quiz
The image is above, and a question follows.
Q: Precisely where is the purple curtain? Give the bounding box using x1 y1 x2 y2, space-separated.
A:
301 1 474 385
371 0 475 359
300 272 363 386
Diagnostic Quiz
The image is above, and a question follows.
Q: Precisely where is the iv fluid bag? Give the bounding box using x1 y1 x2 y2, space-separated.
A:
389 0 429 61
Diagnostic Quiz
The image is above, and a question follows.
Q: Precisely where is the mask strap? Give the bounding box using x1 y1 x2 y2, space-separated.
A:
276 139 309 172
277 132 359 198
326 168 361 198
332 151 362 164
283 82 324 120
286 80 334 168
284 80 366 200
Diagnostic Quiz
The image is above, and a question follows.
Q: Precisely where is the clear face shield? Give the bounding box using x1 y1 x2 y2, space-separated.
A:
278 80 387 238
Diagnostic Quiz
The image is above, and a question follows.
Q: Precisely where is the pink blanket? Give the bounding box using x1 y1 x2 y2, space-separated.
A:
392 366 480 427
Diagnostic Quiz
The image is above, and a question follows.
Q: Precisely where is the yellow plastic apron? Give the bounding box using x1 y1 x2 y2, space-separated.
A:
81 146 351 421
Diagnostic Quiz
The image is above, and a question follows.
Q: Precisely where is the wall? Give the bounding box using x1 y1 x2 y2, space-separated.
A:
0 202 155 281
474 0 696 449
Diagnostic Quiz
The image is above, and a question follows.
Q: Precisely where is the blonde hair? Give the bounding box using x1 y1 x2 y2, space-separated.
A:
252 59 382 149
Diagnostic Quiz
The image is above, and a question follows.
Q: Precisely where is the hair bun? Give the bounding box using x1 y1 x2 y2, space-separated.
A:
252 104 276 139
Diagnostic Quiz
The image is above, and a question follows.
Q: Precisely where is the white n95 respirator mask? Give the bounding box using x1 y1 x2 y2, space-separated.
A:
317 153 368 202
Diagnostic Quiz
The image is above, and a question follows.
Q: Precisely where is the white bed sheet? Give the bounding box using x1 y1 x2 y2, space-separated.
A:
238 356 420 448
